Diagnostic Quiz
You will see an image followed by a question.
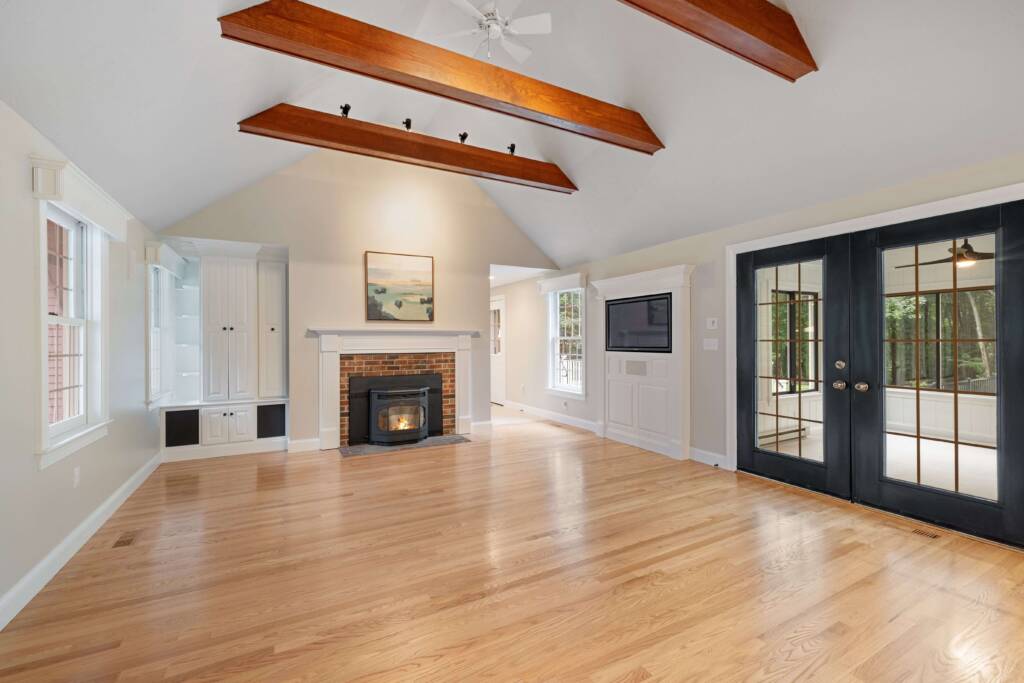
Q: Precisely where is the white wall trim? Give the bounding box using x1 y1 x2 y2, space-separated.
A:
38 420 112 470
162 437 288 463
591 264 695 300
504 400 603 436
724 180 1024 473
691 448 728 469
537 271 586 294
30 156 131 242
309 329 480 449
0 450 162 632
287 437 321 453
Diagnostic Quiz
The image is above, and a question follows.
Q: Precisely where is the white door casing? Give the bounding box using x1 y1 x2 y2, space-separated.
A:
490 296 506 405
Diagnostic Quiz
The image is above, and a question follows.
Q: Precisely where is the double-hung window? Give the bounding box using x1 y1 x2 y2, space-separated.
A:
40 202 108 464
47 207 88 436
548 288 585 395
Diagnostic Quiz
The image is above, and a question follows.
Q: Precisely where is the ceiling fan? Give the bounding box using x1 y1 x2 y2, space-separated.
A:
439 0 552 63
895 239 995 269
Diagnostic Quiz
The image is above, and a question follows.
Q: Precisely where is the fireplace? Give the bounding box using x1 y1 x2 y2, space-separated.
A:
369 387 429 444
346 371 446 445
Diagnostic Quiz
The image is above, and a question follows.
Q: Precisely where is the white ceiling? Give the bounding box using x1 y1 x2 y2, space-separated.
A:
3 1 1024 268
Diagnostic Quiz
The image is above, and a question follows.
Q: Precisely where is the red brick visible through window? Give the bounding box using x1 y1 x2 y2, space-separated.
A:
339 352 455 446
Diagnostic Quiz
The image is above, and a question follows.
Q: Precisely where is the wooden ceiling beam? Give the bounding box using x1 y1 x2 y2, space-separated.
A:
219 0 663 154
238 103 578 194
618 0 817 82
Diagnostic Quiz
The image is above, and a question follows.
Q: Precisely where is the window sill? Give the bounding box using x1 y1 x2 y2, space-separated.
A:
546 387 587 401
38 420 112 470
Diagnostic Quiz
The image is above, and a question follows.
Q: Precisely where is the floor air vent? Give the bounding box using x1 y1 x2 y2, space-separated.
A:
911 528 940 539
112 531 137 548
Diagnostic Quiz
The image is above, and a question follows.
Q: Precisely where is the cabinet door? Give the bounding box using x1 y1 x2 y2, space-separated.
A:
229 405 256 443
200 407 230 445
258 261 287 398
202 258 230 401
228 259 258 400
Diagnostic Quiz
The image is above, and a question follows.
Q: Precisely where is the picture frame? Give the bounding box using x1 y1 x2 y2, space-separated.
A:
365 251 435 322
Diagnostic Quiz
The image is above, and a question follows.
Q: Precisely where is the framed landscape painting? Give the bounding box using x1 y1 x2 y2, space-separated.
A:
365 251 435 322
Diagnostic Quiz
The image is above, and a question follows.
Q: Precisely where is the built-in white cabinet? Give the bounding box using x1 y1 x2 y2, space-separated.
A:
200 405 255 445
200 406 230 445
202 257 258 401
258 261 287 398
228 405 256 443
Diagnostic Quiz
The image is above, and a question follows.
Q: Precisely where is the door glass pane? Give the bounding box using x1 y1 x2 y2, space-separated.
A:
754 259 824 461
881 234 998 500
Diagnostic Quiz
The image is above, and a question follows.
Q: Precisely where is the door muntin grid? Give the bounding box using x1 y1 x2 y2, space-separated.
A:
755 260 825 462
882 233 998 501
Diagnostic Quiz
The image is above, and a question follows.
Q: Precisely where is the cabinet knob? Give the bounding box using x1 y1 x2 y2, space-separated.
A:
222 326 227 331
222 412 227 416
271 327 276 332
229 326 234 331
230 412 235 416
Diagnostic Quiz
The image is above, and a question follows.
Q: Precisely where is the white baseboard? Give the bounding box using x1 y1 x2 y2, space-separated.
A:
503 400 603 435
604 427 684 460
471 421 492 431
690 448 731 470
287 437 321 453
162 437 288 463
0 450 162 632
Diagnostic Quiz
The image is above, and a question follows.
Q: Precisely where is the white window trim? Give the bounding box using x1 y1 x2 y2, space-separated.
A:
546 287 586 399
36 200 111 469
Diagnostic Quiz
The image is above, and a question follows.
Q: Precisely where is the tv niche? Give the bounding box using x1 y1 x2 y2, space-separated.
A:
605 293 672 353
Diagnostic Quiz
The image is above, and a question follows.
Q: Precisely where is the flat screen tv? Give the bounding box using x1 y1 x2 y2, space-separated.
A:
605 293 672 353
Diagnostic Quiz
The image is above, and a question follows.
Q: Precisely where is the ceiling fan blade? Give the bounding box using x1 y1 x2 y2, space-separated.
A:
920 257 956 267
974 252 996 260
508 12 552 35
447 0 485 21
480 1 497 12
499 34 532 63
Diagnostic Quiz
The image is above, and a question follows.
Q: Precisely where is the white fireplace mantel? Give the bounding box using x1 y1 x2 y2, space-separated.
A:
309 328 480 450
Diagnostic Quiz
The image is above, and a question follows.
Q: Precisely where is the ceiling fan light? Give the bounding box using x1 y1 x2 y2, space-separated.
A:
956 257 977 269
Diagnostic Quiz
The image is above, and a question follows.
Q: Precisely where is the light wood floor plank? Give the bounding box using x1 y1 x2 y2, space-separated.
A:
2 417 1023 681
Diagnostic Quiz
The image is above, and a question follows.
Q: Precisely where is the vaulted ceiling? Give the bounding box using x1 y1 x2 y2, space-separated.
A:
2 1 1023 268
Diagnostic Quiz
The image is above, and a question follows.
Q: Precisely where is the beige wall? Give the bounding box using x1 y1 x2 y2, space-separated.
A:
164 151 555 442
0 101 159 601
494 151 1024 457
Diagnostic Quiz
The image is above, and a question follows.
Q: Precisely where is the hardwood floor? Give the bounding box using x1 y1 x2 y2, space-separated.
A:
2 416 1024 681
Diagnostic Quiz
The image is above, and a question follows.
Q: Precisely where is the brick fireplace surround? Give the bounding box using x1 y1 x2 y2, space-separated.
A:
339 353 455 446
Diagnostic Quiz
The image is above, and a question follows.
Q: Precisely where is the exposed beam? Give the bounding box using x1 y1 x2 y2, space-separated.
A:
618 0 817 82
219 0 663 155
238 104 578 194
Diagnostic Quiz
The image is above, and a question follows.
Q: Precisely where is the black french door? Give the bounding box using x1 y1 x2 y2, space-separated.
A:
738 201 1024 547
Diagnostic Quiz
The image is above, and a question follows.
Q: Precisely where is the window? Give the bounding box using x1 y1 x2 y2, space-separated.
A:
47 209 87 435
768 290 819 395
549 288 584 395
40 202 108 462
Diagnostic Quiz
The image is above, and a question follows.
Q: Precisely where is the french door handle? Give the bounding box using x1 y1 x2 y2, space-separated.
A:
831 380 847 391
854 381 870 393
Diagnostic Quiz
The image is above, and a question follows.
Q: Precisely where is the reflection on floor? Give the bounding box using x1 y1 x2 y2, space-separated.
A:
5 417 1024 680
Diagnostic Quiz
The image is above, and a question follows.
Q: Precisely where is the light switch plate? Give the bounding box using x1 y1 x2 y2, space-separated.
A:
706 317 719 330
703 338 719 351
